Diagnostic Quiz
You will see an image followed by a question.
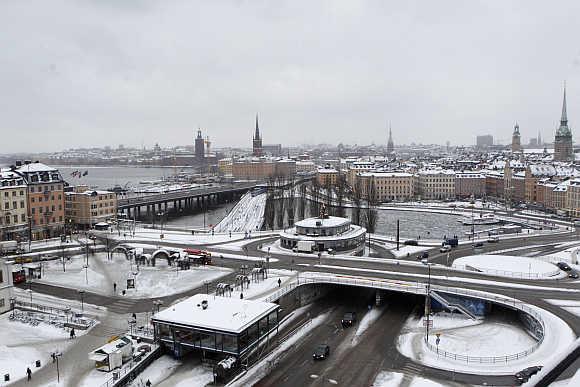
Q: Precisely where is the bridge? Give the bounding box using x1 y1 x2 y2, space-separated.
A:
117 182 257 218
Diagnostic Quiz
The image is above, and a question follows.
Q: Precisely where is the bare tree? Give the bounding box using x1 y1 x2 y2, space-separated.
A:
363 177 378 233
351 177 362 226
298 183 307 220
286 177 296 227
263 177 276 230
310 179 321 217
335 174 346 218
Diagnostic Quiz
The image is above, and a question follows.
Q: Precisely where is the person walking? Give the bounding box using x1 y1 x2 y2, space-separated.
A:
26 367 31 381
70 328 76 339
113 282 117 293
278 278 282 287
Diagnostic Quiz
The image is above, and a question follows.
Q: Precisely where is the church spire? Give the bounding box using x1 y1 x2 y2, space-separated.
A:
561 85 568 126
254 113 260 140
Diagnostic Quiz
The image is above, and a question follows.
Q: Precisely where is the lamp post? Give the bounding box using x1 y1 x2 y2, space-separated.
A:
421 259 432 343
83 264 88 285
26 279 33 304
53 351 62 383
78 289 85 312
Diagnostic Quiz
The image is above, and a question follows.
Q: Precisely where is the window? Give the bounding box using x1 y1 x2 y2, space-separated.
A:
21 214 25 222
20 201 24 208
31 208 35 214
13 215 17 223
0 270 3 283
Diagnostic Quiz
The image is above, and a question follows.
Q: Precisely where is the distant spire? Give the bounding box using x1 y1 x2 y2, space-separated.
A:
514 122 520 134
254 113 260 140
561 85 568 126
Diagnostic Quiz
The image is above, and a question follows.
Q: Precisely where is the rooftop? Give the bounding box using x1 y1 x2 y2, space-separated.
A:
295 215 350 228
152 293 279 334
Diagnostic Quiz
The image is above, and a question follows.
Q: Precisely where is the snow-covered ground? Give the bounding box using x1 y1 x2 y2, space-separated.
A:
214 192 266 233
37 252 232 298
0 312 92 386
372 371 448 387
452 254 562 279
218 269 294 301
397 304 575 374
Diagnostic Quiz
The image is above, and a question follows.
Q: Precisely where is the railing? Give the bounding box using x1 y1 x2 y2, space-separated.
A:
453 264 561 280
262 272 547 364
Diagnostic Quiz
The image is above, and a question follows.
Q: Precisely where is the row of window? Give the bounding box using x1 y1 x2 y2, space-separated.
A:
2 190 25 197
29 184 62 192
31 216 63 226
2 214 26 224
1 180 25 187
31 194 62 202
31 204 63 214
3 201 25 210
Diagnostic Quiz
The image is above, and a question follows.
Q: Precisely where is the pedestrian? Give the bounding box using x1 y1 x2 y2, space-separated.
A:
229 231 232 238
240 293 244 299
70 328 76 339
113 282 117 293
278 278 282 287
26 367 31 381
145 380 151 387
51 352 56 363
132 313 137 322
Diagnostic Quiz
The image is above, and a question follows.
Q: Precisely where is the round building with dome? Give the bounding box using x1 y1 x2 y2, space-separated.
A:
279 206 366 255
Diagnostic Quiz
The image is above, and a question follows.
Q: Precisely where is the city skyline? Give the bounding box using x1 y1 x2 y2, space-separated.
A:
1 1 580 152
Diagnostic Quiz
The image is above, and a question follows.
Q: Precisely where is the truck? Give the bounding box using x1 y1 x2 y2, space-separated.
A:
295 240 315 253
444 237 459 248
0 240 18 255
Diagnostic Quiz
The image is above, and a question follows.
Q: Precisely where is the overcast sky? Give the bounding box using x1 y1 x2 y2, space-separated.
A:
1 0 579 153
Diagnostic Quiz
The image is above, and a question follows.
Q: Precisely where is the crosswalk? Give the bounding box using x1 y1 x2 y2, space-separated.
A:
107 298 138 314
399 363 424 375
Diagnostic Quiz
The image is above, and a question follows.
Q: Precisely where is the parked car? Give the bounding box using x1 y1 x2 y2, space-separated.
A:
556 262 572 271
416 252 429 260
404 240 419 246
487 236 499 243
514 365 542 384
439 244 451 253
341 312 357 328
568 270 579 279
312 344 330 360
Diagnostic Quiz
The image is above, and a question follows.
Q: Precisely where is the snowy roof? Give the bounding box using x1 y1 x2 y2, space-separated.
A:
317 167 338 173
358 172 413 178
152 294 279 333
16 162 57 173
295 216 350 228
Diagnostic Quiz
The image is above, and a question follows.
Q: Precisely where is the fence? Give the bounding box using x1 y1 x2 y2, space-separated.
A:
453 264 561 280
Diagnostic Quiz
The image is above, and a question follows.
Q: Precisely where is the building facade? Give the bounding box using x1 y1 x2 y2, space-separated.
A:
0 260 14 314
0 170 28 241
65 186 117 230
195 129 205 160
415 170 456 200
357 172 414 202
455 172 485 198
16 162 65 240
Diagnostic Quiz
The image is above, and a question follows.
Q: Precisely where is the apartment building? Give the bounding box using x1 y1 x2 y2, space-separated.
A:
455 172 485 198
567 179 580 218
317 167 339 187
16 162 65 240
415 169 456 200
346 161 375 187
0 170 28 241
65 186 117 229
357 172 414 202
231 158 296 180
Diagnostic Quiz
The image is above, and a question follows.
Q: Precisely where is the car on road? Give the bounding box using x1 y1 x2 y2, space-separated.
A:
416 252 429 260
404 240 419 246
472 242 484 248
487 236 499 243
439 244 451 253
341 312 357 328
514 365 542 384
568 270 579 279
556 262 572 271
312 344 330 360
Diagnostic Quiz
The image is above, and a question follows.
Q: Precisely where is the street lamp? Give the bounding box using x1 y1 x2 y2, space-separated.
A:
78 290 85 312
421 259 432 343
52 351 62 383
83 264 88 285
26 279 33 304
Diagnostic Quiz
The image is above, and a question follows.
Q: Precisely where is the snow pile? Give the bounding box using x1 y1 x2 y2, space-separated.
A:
452 254 561 279
214 192 266 233
352 308 383 346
